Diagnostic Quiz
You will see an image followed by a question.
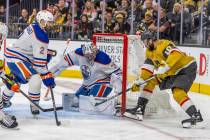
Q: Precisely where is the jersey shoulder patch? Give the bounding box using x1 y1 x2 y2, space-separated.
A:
32 23 49 44
75 48 84 56
95 51 111 65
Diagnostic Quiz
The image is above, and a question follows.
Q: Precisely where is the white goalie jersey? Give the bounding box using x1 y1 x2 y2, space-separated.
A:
50 48 122 91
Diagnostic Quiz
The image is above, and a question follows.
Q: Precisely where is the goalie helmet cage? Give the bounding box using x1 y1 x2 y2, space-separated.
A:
92 33 174 116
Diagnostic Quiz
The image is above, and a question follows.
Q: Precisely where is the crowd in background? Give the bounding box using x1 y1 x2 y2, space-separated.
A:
0 0 210 44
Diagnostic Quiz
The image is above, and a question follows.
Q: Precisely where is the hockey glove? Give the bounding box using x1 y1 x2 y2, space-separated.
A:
2 73 20 92
131 84 140 92
47 49 57 63
131 79 146 92
40 72 56 88
155 73 168 83
0 59 4 72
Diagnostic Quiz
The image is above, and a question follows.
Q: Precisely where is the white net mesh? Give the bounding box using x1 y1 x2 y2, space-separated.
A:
93 34 175 116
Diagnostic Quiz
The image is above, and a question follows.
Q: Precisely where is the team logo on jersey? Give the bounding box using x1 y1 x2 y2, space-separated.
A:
26 26 33 35
81 65 91 80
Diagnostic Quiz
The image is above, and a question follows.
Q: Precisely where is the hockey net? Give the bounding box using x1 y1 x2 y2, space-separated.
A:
93 33 175 117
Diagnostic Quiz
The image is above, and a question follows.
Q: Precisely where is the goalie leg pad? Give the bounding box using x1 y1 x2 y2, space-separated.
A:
89 84 112 97
62 93 79 111
79 95 117 116
75 86 89 97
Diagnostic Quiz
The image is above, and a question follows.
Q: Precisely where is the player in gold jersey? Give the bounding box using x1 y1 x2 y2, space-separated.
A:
125 30 203 128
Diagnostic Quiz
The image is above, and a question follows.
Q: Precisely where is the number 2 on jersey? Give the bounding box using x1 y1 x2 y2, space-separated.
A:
40 47 45 54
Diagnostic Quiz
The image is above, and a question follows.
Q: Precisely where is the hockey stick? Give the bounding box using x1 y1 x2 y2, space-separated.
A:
43 43 69 101
0 75 63 112
49 87 61 126
18 88 63 112
94 76 155 107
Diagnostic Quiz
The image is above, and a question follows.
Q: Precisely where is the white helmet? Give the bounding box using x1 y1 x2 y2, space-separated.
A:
0 22 8 41
36 10 54 24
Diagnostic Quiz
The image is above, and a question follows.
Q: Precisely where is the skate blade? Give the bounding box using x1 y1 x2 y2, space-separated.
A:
43 96 52 101
1 125 20 130
182 121 206 129
32 115 39 119
124 112 143 121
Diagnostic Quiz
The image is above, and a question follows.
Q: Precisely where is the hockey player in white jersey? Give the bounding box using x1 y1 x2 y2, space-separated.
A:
50 42 122 100
2 10 56 115
0 22 18 128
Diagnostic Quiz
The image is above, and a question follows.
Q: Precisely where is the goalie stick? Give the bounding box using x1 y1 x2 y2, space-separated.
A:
94 76 155 107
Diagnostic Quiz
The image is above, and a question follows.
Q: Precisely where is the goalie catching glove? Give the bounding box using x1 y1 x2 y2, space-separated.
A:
40 72 56 88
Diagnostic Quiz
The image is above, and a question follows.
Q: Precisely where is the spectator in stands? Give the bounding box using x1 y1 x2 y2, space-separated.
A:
17 9 29 34
160 0 175 13
18 9 29 24
167 3 184 43
27 8 37 24
119 0 142 23
113 11 130 34
82 0 97 22
95 0 107 22
141 0 157 20
118 0 130 14
47 3 55 14
131 1 143 23
58 0 69 15
194 0 209 27
104 11 115 33
63 12 78 38
136 11 154 35
184 0 196 13
93 1 108 33
53 9 66 38
54 10 65 25
0 5 6 23
69 1 81 24
76 14 93 40
207 0 210 28
167 3 192 43
148 8 170 40
53 5 60 15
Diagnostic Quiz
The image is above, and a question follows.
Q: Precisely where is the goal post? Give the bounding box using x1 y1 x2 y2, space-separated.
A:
93 33 144 114
92 33 174 116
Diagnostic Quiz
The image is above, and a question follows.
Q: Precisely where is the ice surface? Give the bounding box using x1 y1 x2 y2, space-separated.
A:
0 77 210 140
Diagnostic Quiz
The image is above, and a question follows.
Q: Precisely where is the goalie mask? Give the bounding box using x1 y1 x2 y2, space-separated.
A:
81 42 98 62
0 22 8 46
141 30 157 51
